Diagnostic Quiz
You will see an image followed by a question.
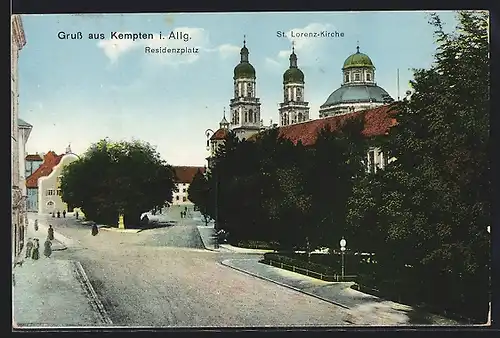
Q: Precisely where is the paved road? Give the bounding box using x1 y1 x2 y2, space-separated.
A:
31 214 352 327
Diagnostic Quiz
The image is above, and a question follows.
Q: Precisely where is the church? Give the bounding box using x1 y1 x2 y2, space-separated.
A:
206 38 397 173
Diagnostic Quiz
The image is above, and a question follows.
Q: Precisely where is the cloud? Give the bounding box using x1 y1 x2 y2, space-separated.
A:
211 44 241 59
97 28 239 66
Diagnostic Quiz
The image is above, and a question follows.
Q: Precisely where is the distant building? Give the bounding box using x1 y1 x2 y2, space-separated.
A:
18 119 33 210
25 151 63 212
11 14 27 260
319 44 394 118
171 166 205 205
38 146 79 214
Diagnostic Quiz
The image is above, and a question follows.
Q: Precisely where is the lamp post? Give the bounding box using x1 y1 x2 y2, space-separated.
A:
204 129 218 249
340 237 347 280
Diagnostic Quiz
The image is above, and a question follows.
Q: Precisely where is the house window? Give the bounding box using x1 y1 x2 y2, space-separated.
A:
354 73 361 81
366 73 371 81
47 201 54 206
183 197 187 202
46 189 56 196
182 188 186 193
176 196 179 201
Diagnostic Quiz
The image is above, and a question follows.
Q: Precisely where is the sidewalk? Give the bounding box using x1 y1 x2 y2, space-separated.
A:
13 259 113 328
25 218 67 251
221 258 463 326
27 214 75 247
196 225 274 254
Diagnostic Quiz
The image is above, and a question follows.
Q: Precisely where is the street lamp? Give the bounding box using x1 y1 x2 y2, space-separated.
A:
204 129 218 249
340 237 347 280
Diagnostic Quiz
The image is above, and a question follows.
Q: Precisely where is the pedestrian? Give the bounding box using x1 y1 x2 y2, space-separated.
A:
62 210 66 218
43 238 52 258
47 225 54 240
31 239 40 260
34 219 39 231
57 211 61 218
25 238 33 259
75 211 79 219
180 211 184 219
52 212 55 218
91 224 99 236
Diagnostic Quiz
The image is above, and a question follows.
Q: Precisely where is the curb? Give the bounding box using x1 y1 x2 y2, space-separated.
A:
73 261 113 325
220 259 350 310
99 227 142 234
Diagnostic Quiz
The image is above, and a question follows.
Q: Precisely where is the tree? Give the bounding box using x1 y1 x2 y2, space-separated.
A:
61 138 177 227
188 169 212 226
350 11 490 320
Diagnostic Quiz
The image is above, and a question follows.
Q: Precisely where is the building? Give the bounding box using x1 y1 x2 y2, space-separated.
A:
250 104 397 173
319 44 394 117
25 151 63 212
172 166 206 205
25 153 43 178
18 119 33 211
228 38 266 141
206 42 397 171
38 146 79 214
279 44 310 126
11 14 27 260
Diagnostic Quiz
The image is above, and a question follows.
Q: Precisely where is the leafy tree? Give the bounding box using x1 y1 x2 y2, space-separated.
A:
188 169 212 226
349 11 490 320
61 139 177 227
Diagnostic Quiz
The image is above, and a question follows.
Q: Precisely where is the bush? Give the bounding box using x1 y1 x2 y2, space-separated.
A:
235 240 278 250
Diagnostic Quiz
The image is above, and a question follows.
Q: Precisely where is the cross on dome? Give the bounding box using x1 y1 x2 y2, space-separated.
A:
356 40 360 53
243 35 246 46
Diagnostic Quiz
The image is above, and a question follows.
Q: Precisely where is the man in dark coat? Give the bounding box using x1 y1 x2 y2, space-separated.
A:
62 210 66 218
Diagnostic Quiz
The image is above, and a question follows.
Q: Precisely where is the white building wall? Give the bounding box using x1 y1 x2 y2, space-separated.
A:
38 154 79 214
172 182 193 205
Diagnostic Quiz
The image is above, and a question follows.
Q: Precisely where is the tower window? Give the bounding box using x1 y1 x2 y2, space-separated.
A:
244 111 248 123
345 74 350 82
366 73 371 81
248 109 253 123
254 111 257 123
354 73 361 81
298 112 303 122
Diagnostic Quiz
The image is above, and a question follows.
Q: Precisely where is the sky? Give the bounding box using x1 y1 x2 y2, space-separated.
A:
18 11 459 166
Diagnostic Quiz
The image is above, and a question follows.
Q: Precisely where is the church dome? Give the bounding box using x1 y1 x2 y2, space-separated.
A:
283 67 304 84
343 51 374 70
321 85 393 107
234 62 256 79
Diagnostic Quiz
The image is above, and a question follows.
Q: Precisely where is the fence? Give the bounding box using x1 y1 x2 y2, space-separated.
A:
264 259 357 282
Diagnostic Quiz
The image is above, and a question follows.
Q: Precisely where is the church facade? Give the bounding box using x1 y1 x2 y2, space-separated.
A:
206 39 395 172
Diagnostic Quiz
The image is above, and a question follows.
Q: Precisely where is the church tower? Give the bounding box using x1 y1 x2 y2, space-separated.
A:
278 44 310 126
229 36 262 140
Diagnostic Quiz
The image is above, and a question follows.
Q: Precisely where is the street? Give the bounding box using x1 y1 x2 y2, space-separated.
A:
31 213 352 327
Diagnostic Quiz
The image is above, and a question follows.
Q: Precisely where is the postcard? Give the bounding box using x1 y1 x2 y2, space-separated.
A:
11 10 491 328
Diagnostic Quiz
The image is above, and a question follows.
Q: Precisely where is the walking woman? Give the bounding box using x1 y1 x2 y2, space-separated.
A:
31 239 40 260
91 224 99 236
34 219 39 231
47 225 54 240
43 238 53 258
25 238 33 259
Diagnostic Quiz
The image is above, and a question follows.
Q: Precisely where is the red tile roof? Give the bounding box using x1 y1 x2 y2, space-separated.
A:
25 151 64 188
249 105 397 145
210 128 229 141
172 166 206 183
25 154 43 161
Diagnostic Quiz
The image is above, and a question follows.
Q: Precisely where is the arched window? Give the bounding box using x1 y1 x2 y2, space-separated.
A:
354 73 361 81
298 112 303 122
366 73 371 81
254 111 257 123
345 73 350 83
244 111 248 123
248 109 253 123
